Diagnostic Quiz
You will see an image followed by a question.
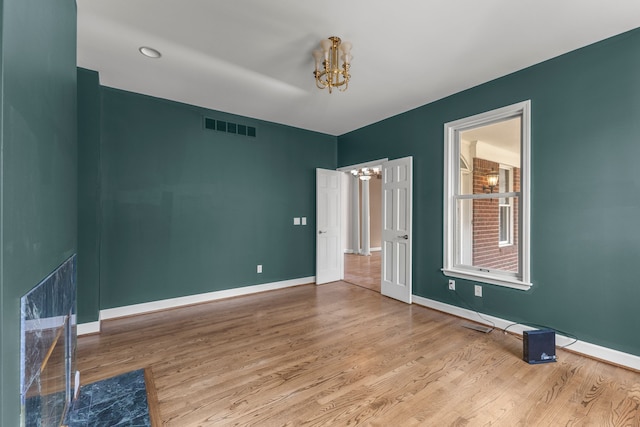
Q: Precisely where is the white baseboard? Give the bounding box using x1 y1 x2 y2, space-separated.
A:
77 321 100 335
412 295 640 372
77 276 314 336
343 248 380 254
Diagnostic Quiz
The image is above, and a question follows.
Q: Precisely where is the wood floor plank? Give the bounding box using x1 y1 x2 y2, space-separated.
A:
76 282 640 426
344 252 381 292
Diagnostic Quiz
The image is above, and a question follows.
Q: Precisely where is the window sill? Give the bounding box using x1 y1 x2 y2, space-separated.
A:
442 268 532 291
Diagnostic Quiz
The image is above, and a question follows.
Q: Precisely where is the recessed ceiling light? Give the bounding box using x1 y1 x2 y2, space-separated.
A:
139 46 162 59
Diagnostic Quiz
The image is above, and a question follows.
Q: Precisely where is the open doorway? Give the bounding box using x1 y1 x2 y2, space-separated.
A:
317 157 413 303
339 160 385 293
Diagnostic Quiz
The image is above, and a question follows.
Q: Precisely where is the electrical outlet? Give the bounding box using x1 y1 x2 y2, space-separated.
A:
257 265 262 273
474 285 482 297
448 280 455 291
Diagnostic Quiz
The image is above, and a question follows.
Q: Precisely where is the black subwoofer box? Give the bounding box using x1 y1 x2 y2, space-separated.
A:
523 329 556 364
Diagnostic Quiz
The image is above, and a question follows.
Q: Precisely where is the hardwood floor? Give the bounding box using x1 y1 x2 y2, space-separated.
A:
77 282 640 426
344 252 381 293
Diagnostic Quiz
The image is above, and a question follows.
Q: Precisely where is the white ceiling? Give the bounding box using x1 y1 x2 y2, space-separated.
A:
77 1 640 136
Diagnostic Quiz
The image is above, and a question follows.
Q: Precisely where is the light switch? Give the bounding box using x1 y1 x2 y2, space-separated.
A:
293 217 301 225
301 217 307 225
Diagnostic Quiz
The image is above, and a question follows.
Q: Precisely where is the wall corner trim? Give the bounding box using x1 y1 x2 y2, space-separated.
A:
412 295 640 372
77 277 315 336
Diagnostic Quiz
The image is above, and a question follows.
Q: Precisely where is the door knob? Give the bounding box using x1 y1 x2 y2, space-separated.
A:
398 234 408 239
319 230 326 234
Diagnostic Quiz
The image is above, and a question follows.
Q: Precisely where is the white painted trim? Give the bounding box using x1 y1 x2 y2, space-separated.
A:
101 276 315 320
442 268 531 291
77 277 314 335
443 100 532 290
344 248 379 254
77 321 100 336
412 295 640 372
337 158 389 172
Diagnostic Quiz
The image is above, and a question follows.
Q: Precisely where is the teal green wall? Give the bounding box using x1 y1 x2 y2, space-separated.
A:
96 88 336 309
77 68 101 323
0 0 77 424
338 28 640 356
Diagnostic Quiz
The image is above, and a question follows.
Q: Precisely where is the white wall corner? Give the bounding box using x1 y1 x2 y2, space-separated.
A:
412 295 640 372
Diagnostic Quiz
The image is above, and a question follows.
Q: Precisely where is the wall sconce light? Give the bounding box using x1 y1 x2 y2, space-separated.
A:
483 169 499 193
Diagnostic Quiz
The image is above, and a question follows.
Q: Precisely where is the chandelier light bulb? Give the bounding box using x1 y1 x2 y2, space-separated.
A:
312 50 323 68
339 41 352 54
320 39 332 53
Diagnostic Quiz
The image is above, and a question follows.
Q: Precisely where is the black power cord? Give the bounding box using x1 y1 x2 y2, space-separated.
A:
452 288 496 333
503 322 579 349
448 285 579 349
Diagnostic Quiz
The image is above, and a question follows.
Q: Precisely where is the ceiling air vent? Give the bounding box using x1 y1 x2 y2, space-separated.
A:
204 117 256 138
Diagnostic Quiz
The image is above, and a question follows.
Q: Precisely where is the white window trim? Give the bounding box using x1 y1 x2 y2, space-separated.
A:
498 205 513 247
443 100 531 290
498 165 514 247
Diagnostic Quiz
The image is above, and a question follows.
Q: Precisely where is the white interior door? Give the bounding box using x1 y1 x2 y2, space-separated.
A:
381 156 413 303
316 168 343 284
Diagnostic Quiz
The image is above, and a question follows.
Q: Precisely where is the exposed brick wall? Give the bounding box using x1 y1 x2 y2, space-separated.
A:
472 158 519 272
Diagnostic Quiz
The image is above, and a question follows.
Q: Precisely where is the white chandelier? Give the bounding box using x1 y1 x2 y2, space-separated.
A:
312 36 352 93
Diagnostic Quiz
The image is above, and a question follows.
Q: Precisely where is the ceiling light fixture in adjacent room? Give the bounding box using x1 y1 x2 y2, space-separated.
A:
139 46 162 59
312 36 352 93
351 167 381 181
